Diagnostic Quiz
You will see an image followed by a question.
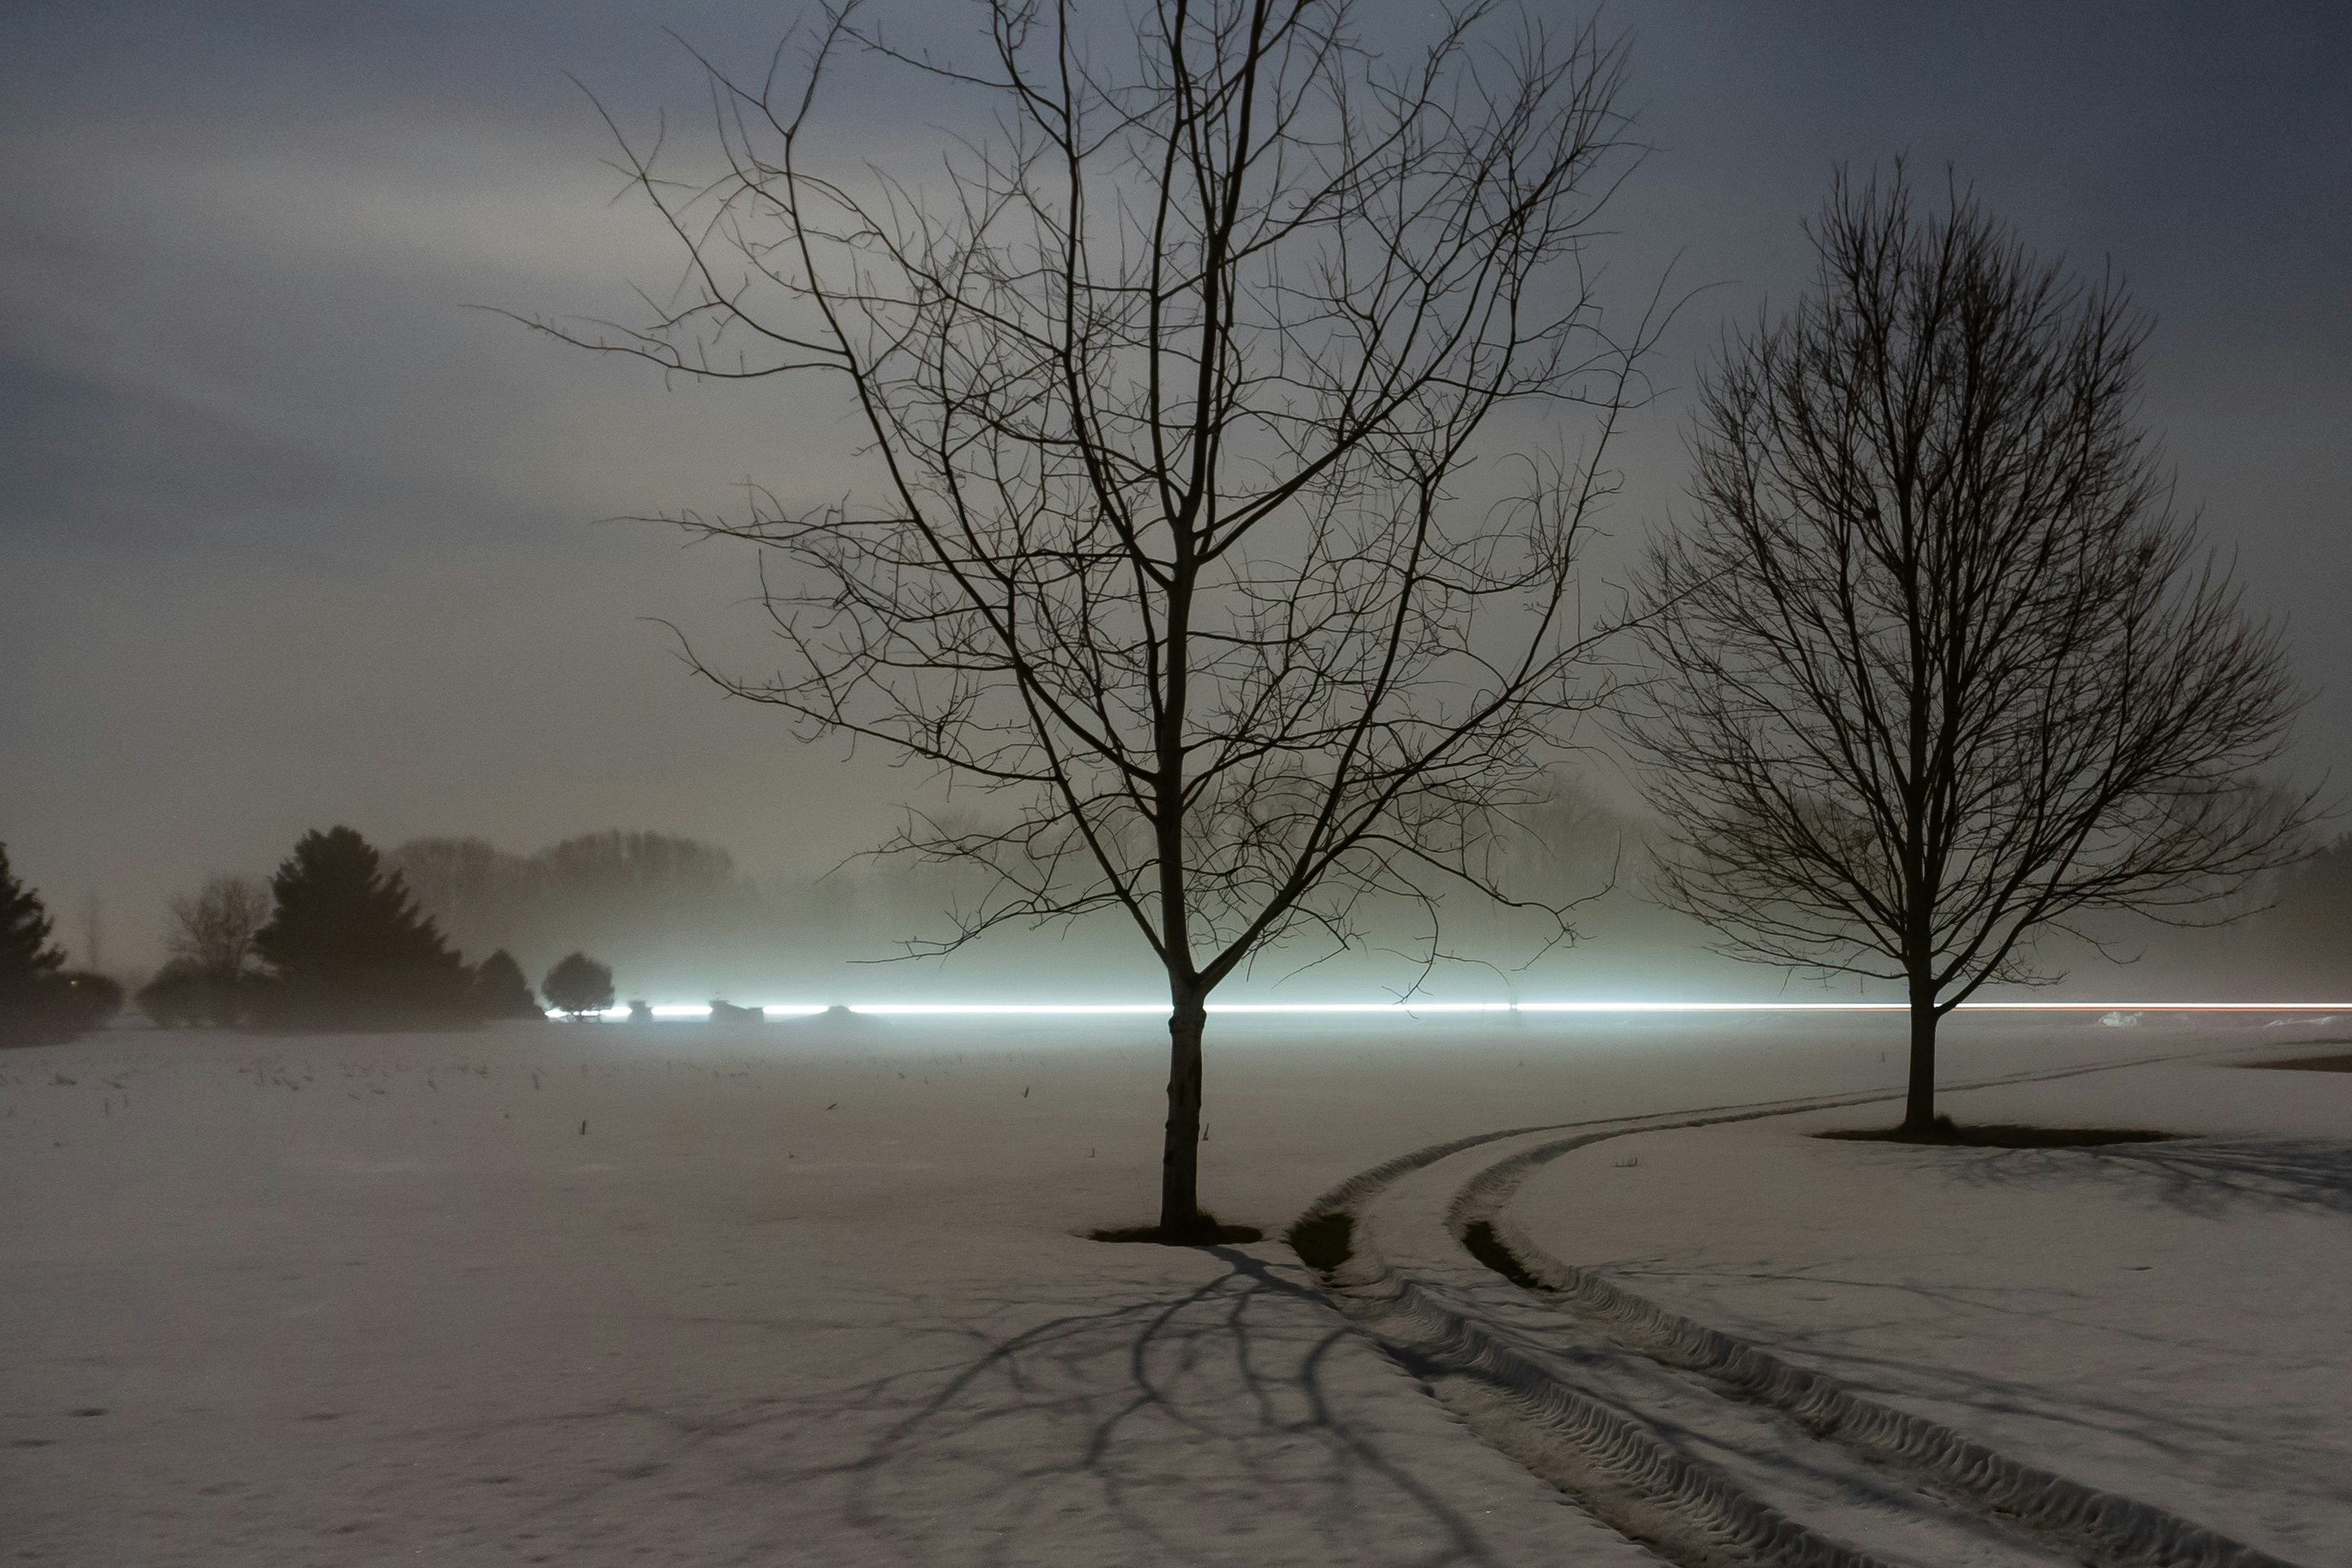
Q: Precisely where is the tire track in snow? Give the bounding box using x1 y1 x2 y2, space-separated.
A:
1293 1052 2304 1568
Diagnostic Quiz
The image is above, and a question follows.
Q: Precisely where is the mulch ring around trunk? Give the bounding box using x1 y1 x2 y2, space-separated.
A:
2236 1050 2352 1072
1089 1211 1265 1245
1813 1117 2182 1148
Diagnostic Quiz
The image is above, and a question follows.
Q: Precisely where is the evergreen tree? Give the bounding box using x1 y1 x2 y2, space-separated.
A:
541 952 615 1018
2 844 105 1046
0 842 64 991
252 827 471 1023
470 949 547 1020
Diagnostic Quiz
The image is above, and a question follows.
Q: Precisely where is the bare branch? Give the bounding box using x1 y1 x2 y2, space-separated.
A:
532 0 1655 1233
1621 165 2314 1131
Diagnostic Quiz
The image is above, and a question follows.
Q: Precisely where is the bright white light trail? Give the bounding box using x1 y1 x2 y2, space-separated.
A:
550 999 2349 1020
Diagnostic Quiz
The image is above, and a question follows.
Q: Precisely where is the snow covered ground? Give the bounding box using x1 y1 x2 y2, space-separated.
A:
1502 1046 2352 1563
2 1010 2342 1564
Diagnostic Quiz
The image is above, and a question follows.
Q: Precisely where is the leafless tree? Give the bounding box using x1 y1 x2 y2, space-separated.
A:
1623 169 2312 1134
522 0 1661 1234
165 875 272 981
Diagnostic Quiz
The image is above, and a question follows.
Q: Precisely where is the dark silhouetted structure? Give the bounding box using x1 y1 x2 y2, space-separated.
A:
1626 169 2309 1133
541 952 614 1019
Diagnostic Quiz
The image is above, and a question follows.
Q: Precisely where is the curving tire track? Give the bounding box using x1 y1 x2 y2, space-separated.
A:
1294 1059 2303 1568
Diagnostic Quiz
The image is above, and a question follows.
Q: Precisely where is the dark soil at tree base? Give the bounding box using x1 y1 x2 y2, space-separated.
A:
1089 1212 1263 1246
2238 1051 2352 1072
1815 1117 2180 1148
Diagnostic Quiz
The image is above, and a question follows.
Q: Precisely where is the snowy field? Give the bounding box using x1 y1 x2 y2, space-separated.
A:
1502 1053 2352 1562
2 1010 2345 1565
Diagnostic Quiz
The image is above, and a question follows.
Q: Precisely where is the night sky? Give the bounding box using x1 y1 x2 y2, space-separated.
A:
5 2 2346 969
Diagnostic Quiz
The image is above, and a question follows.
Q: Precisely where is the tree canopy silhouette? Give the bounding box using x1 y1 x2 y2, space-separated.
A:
541 952 615 1018
2 842 66 1043
1 843 115 1044
471 949 548 1020
386 830 753 976
0 842 63 993
252 827 472 1024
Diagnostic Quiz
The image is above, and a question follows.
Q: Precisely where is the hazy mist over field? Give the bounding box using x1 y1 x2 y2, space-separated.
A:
3 2 2346 989
6 14 2351 1560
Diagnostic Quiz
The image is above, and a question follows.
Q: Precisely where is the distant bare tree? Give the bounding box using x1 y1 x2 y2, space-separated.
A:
165 875 271 981
523 0 1662 1233
1625 169 2311 1134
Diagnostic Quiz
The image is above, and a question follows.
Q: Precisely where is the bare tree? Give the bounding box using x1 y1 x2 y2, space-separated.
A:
165 875 272 982
523 0 1660 1234
1624 169 2311 1134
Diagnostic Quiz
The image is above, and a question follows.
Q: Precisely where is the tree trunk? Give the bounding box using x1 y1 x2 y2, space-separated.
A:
1902 980 1940 1134
1159 988 1207 1235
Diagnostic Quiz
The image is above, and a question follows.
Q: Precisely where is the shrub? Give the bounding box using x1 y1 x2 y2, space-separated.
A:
138 960 211 1027
137 960 266 1028
541 952 615 1018
50 971 122 1032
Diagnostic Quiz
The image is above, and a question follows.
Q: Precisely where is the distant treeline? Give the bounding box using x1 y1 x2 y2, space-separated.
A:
386 831 759 975
374 810 2352 1006
380 829 1048 998
138 826 558 1029
382 802 2352 1002
378 786 1668 999
23 767 2331 1043
390 832 748 959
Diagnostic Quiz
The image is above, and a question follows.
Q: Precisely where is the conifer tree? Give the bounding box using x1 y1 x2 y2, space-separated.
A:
252 827 471 1022
0 842 65 991
1 844 108 1044
470 949 547 1020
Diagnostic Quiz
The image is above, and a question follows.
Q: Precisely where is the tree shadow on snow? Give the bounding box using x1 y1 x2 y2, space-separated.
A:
376 1252 1530 1565
1935 1136 2352 1218
1604 1256 2307 1481
790 1247 1518 1566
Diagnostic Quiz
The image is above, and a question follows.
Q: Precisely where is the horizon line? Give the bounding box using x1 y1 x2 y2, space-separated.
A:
546 999 2352 1020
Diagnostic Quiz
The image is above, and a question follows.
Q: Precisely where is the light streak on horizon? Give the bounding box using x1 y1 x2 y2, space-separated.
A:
545 999 2350 1020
